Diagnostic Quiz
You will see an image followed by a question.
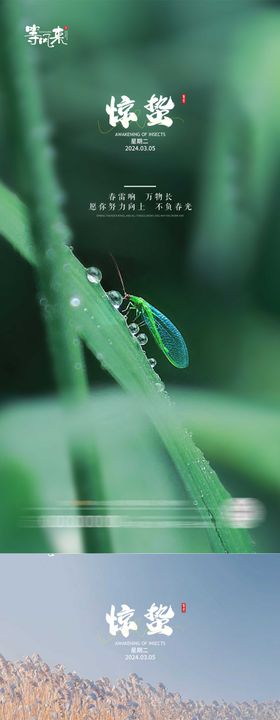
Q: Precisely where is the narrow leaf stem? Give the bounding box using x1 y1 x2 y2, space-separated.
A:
0 0 112 553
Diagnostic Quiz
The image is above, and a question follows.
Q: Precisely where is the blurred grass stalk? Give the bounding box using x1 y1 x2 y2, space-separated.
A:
0 0 111 552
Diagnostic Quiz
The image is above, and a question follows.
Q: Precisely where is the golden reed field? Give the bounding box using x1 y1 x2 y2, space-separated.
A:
0 654 279 720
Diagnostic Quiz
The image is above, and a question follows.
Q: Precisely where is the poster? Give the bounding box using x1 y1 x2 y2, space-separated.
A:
0 0 279 554
0 553 279 719
0 1 280 716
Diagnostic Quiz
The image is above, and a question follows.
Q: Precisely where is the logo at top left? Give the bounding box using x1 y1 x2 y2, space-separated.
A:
25 24 69 48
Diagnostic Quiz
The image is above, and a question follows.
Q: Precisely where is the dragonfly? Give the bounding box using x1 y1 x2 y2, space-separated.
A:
111 256 189 369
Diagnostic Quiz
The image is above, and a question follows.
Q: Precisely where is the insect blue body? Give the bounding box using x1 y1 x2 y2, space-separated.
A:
110 255 189 369
128 294 189 369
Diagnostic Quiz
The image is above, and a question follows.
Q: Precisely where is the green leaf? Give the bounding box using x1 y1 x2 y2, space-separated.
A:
0 394 211 553
0 455 51 552
175 389 280 494
0 181 253 553
0 183 35 265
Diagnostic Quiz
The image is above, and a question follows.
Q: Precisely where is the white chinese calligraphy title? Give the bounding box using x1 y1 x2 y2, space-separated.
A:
106 603 174 637
106 95 174 128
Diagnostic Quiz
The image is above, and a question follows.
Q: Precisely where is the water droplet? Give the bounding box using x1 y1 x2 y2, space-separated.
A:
73 338 79 345
70 296 81 308
128 322 139 335
137 333 148 346
154 371 162 381
39 296 47 306
155 381 165 392
75 362 82 370
86 266 102 284
63 263 70 272
107 290 123 309
148 357 157 368
96 352 103 361
83 307 88 312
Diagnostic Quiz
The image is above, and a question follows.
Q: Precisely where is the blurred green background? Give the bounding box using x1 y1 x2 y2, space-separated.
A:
0 0 280 552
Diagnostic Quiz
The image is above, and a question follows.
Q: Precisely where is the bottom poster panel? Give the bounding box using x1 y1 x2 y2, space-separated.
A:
0 554 279 719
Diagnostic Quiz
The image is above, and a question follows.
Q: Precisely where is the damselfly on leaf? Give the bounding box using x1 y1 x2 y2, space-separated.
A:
129 295 189 369
110 256 189 369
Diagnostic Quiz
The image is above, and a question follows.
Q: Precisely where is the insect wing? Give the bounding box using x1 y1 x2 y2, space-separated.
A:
142 303 189 368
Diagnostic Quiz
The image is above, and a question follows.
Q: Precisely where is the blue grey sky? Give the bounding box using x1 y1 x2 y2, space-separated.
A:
0 554 279 702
